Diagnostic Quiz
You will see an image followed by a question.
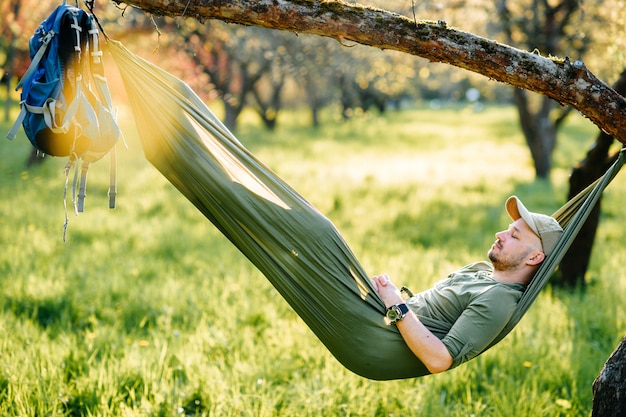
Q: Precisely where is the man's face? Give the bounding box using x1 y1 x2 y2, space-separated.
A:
488 218 543 271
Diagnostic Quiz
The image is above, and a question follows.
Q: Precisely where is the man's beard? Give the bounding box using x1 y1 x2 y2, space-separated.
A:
489 247 532 271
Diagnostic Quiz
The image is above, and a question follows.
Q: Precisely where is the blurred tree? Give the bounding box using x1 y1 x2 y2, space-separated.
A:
250 53 288 130
338 45 393 119
160 18 319 132
180 21 270 131
495 0 595 179
290 35 339 127
247 31 298 130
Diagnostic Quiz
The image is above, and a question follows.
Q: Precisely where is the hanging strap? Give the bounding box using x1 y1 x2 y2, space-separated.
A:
7 30 57 141
77 162 90 212
71 15 121 212
108 146 117 209
86 18 122 209
62 158 77 242
7 107 27 140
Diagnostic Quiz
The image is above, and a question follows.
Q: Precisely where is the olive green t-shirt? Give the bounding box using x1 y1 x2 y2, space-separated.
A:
406 261 525 368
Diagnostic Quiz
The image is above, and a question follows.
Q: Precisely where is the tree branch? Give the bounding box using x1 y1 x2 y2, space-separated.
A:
111 0 626 145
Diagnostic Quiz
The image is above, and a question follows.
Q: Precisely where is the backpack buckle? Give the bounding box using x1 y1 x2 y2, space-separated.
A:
40 30 55 46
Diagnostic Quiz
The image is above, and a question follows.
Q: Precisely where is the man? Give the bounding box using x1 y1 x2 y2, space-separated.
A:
372 195 563 374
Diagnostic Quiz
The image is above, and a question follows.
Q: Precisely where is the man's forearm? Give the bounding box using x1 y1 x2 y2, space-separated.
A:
395 312 453 374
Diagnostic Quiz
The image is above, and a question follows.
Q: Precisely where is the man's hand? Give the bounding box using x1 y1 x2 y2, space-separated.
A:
371 274 404 307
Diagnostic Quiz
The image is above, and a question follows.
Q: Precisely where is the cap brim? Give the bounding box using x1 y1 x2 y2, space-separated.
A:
505 196 539 237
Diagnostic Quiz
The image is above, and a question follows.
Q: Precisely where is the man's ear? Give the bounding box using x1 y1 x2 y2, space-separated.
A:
527 250 545 266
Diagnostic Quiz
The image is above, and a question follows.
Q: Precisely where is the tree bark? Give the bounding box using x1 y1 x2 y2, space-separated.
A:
557 69 626 286
111 0 626 146
592 337 626 417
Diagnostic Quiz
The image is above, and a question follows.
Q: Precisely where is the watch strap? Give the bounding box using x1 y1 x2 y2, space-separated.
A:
385 303 409 324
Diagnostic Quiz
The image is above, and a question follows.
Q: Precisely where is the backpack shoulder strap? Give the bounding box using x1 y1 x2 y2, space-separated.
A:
7 18 59 140
14 30 56 92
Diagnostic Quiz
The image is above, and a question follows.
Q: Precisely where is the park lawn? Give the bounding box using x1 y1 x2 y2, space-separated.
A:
0 103 625 416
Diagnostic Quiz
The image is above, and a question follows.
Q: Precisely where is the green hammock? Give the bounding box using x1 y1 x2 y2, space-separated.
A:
108 40 624 380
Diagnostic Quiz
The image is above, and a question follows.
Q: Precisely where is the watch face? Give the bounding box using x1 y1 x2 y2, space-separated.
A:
386 304 407 324
386 306 400 321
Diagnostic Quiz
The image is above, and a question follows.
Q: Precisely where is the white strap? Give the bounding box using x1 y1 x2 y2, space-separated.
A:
69 10 82 54
76 90 99 136
56 76 84 132
87 31 122 210
88 21 102 64
71 156 80 215
43 99 69 133
108 145 117 209
62 159 75 242
92 73 114 109
77 162 89 213
7 106 27 140
15 30 55 91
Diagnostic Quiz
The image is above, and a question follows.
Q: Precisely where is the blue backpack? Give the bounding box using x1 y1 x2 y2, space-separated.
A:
8 3 122 218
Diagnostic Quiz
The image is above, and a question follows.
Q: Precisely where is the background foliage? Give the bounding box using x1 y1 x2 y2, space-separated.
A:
1 1 625 414
1 99 625 415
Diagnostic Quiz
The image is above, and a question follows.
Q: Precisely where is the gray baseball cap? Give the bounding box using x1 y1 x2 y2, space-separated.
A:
505 196 563 256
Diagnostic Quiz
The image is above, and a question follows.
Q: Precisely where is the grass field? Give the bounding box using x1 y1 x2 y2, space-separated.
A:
1 101 625 416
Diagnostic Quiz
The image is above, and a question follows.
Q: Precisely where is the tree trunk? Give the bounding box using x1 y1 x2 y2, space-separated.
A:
556 137 614 286
310 105 320 128
592 337 626 417
557 69 626 286
513 89 557 179
223 100 241 132
251 73 285 131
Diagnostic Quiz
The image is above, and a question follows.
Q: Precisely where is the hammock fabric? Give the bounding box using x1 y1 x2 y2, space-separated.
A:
107 40 624 380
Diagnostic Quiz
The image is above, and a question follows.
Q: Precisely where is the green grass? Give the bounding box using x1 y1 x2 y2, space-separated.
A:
1 103 625 416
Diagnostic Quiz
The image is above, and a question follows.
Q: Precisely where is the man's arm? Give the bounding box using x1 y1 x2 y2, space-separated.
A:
372 274 453 374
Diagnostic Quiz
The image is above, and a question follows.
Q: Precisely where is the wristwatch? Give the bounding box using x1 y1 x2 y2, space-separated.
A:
385 303 409 325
